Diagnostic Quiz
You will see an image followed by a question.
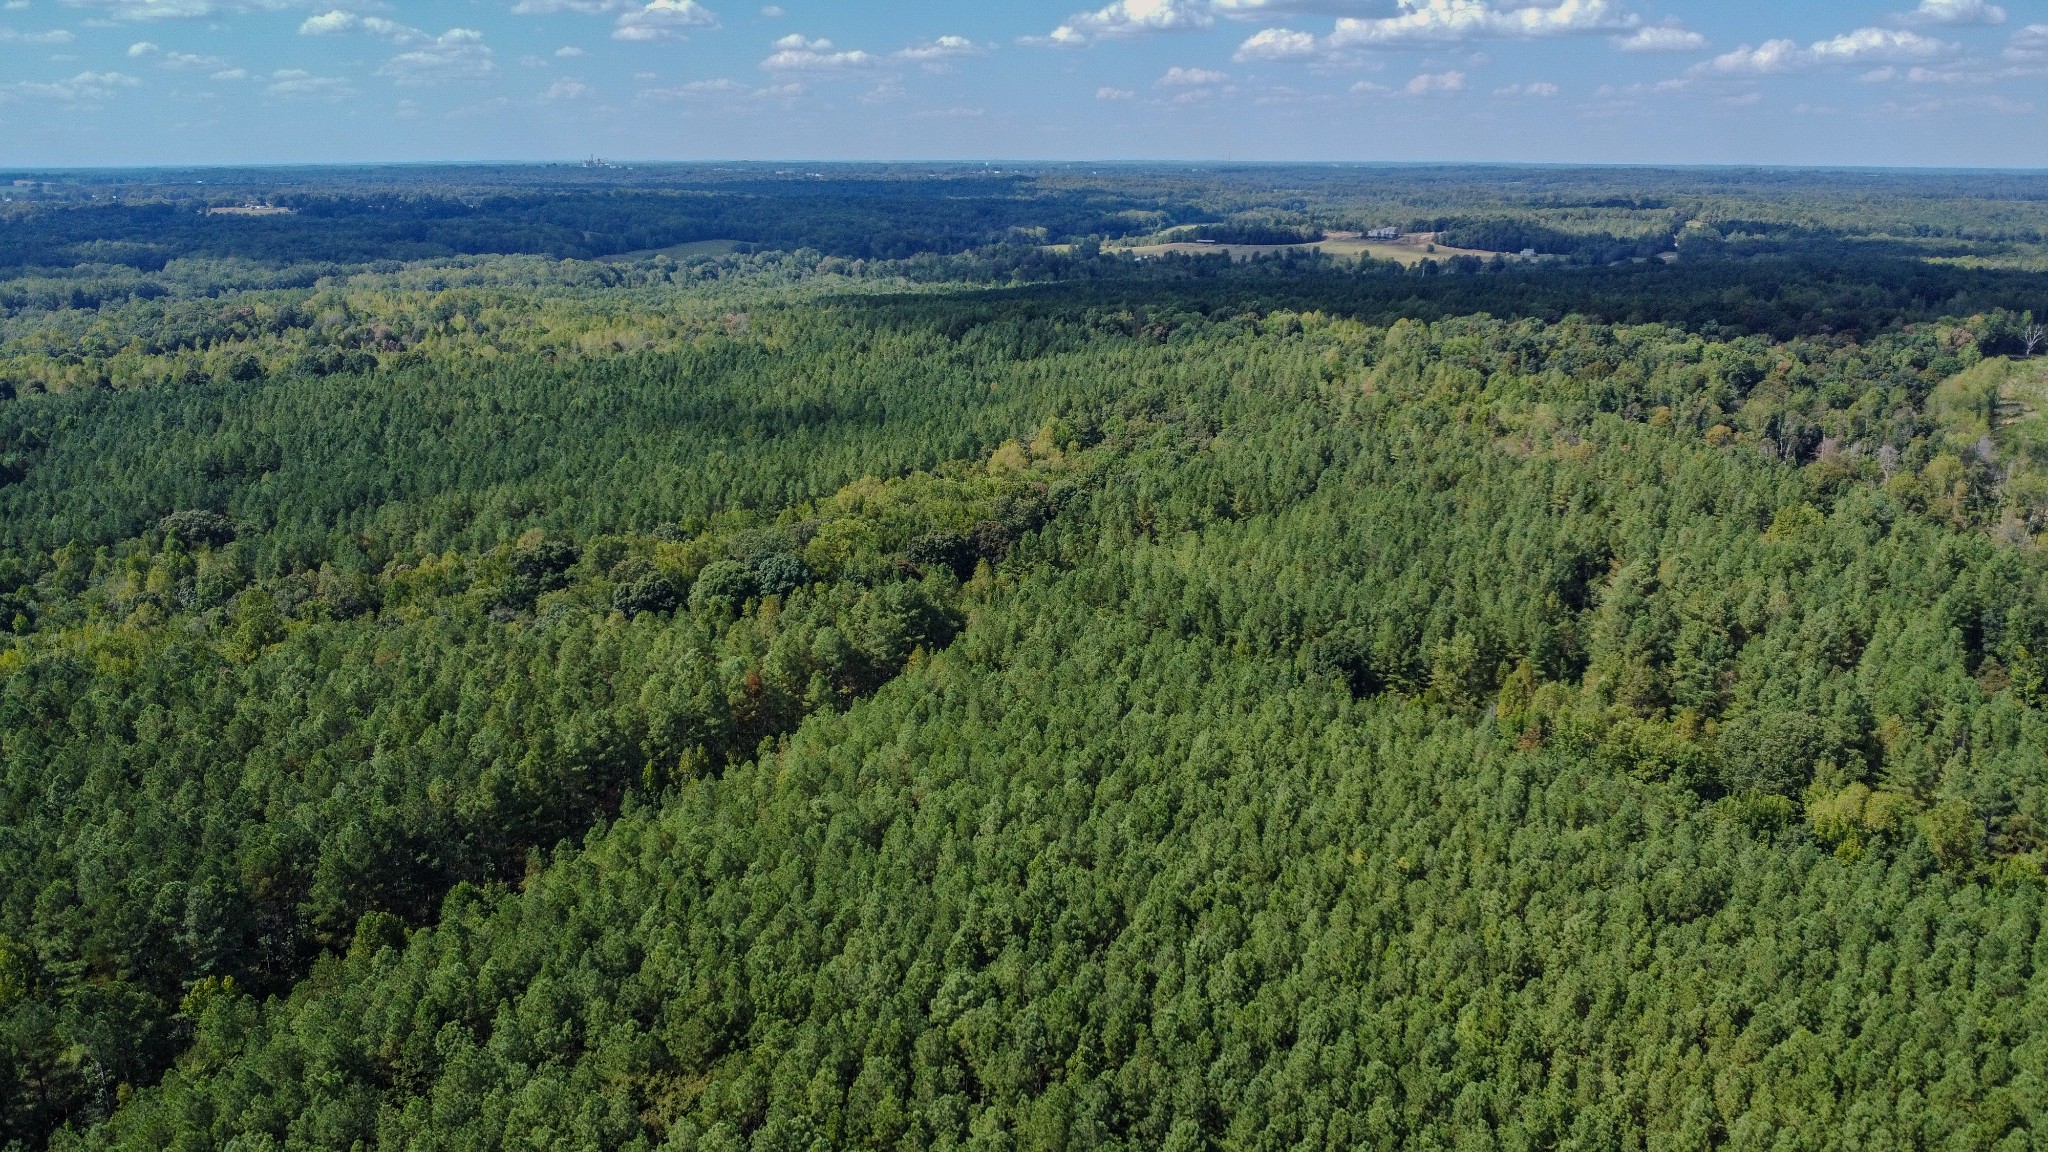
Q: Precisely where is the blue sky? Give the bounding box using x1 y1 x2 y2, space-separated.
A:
0 0 2043 166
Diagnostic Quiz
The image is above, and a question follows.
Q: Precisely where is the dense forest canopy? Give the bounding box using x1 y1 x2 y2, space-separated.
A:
0 165 2046 1150
5 164 2048 272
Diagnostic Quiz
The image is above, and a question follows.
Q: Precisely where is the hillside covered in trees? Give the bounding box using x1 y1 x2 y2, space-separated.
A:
2 167 2048 1150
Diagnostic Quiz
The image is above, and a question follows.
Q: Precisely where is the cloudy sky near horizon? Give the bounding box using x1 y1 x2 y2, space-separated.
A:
0 0 2044 167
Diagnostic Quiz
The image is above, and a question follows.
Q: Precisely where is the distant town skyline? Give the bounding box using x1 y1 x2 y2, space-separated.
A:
1 0 2044 167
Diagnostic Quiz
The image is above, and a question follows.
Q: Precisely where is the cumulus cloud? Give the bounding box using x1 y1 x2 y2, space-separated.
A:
1494 80 1557 95
1096 85 1135 98
265 67 352 98
1328 0 1636 48
1900 0 2004 26
613 0 717 41
2005 23 2047 59
160 49 224 67
760 33 873 70
893 35 984 62
1209 0 1383 12
1234 26 1318 60
540 77 589 98
297 8 352 33
377 28 496 85
556 45 585 56
1158 64 1228 85
1403 67 1464 93
300 12 432 45
1614 25 1705 52
1701 27 1951 74
0 69 137 100
639 76 803 100
125 38 155 53
1041 0 1211 45
511 0 632 12
0 23 70 40
57 0 290 20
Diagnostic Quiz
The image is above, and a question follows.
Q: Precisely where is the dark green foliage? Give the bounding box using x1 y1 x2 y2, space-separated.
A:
155 510 234 548
63 305 2048 1146
1 172 2048 1150
752 553 811 599
609 558 681 617
907 530 976 580
688 560 757 613
1715 711 1829 796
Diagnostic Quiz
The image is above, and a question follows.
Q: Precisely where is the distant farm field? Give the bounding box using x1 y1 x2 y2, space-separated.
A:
1109 230 1509 266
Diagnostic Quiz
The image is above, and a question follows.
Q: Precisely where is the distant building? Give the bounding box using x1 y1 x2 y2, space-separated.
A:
1520 248 1538 258
1366 227 1400 241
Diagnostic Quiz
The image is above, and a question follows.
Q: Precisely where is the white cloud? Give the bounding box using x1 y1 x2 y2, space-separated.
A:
1159 64 1228 85
209 66 243 78
265 67 352 98
1494 80 1557 95
512 0 633 12
761 33 873 69
1328 0 1635 48
297 8 351 33
760 4 780 14
639 76 803 100
613 0 716 40
894 35 984 62
0 69 137 101
1234 26 1318 60
1701 27 1951 74
859 76 905 103
1403 67 1464 93
377 28 496 85
1042 0 1210 45
1702 39 1799 73
1210 0 1383 12
2006 23 2047 59
0 23 69 40
160 48 222 67
541 77 589 98
556 44 585 56
300 12 431 44
1613 25 1705 52
1096 85 1135 98
124 38 155 53
1901 0 2004 26
57 0 289 20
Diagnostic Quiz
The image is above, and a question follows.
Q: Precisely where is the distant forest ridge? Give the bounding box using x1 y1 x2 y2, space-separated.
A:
4 163 2048 270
